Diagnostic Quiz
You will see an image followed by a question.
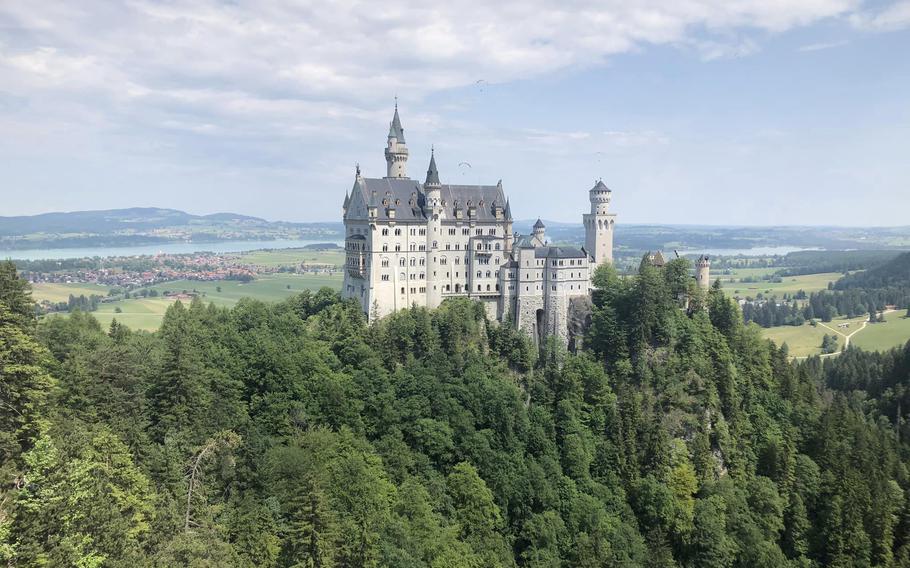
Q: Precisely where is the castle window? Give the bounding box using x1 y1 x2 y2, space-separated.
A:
446 244 451 250
395 228 401 236
410 228 416 236
454 258 460 265
495 283 500 291
486 284 490 291
401 287 405 294
400 272 406 280
419 228 426 236
399 258 405 267
495 243 500 250
449 228 456 235
382 245 388 252
553 272 557 278
420 258 425 266
552 285 556 291
410 244 416 251
477 285 481 291
441 257 447 265
432 241 437 248
462 228 470 235
476 271 482 278
418 245 425 251
419 273 424 279
410 258 416 266
476 228 482 235
446 284 451 291
486 271 491 278
381 259 389 267
382 228 389 236
489 228 496 235
419 287 426 293
411 287 416 294
455 244 461 250
381 275 389 281
395 245 401 252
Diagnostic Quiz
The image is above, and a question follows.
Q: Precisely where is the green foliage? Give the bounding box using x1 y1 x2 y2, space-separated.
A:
1 259 910 566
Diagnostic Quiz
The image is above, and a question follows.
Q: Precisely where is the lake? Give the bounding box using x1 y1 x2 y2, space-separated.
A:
1 239 343 261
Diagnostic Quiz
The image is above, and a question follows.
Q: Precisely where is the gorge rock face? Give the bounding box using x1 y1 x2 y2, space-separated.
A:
567 295 593 352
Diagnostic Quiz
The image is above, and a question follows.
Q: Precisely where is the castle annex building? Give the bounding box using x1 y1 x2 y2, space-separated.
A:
342 104 616 344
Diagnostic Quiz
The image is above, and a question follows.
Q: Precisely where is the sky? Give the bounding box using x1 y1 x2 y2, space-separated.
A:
1 1 909 226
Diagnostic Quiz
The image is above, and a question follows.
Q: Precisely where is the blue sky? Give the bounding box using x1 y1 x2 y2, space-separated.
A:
1 1 908 225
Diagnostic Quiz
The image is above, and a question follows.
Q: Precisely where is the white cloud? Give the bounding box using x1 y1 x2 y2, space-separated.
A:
850 0 910 31
797 39 849 51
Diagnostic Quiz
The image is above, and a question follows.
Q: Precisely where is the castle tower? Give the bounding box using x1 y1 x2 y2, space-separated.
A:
424 149 444 308
384 101 409 178
583 179 616 270
532 218 546 244
695 255 711 289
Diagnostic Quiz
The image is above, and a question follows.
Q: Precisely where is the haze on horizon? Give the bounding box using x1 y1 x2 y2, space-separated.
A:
1 1 908 226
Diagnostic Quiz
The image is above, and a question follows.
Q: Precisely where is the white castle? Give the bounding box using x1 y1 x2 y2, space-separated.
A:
342 104 619 344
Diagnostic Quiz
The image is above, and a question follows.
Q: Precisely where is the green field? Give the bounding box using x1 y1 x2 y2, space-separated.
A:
851 311 910 352
238 248 344 268
721 271 840 298
761 322 844 358
762 312 910 358
31 282 112 303
49 272 343 332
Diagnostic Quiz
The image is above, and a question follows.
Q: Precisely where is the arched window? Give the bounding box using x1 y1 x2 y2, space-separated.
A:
495 243 501 250
382 228 389 236
486 284 490 291
486 271 491 278
432 241 438 248
381 259 389 268
395 228 402 236
399 258 405 266
476 271 482 278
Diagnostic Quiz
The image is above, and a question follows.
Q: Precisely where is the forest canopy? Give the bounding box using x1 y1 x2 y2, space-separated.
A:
2 257 910 567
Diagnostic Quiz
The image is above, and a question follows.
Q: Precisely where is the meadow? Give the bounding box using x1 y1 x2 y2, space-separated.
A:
31 282 112 303
851 311 910 352
32 247 345 331
78 273 344 331
720 270 840 298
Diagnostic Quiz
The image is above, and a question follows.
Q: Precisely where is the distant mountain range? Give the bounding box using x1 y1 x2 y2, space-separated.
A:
2 207 909 254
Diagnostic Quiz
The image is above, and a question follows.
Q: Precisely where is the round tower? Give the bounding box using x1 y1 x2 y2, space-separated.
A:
384 101 409 178
583 179 616 269
695 255 711 289
424 149 444 308
533 218 546 243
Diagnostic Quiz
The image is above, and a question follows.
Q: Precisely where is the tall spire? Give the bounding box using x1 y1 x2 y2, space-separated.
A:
388 100 405 143
425 147 440 186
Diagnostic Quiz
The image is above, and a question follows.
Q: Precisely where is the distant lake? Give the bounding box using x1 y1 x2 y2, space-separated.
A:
1 239 344 261
676 246 821 257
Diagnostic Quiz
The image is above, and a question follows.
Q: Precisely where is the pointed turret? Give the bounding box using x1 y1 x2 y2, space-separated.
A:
384 100 409 178
504 199 512 219
425 148 441 187
533 218 546 243
388 102 406 143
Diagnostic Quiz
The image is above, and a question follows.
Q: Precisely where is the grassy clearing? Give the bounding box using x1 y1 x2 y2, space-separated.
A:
239 248 344 268
761 323 844 358
852 311 910 352
721 272 840 299
50 272 343 332
31 282 112 303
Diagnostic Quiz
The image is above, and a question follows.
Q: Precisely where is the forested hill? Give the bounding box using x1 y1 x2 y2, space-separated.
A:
836 251 910 290
2 257 910 566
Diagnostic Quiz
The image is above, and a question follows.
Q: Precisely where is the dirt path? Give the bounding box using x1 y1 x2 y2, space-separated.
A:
793 309 897 360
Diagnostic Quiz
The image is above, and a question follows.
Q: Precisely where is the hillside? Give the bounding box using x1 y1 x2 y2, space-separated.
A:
3 259 910 565
0 208 344 250
835 251 910 290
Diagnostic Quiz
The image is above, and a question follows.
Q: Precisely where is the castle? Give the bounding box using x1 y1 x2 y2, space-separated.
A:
342 104 707 344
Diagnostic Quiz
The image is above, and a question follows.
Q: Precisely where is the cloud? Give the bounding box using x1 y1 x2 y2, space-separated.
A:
797 39 849 51
850 1 910 31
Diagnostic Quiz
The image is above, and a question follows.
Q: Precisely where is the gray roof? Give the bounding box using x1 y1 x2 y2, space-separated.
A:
388 105 405 143
591 179 611 192
425 152 440 186
351 177 510 222
535 246 587 259
533 218 546 229
514 234 537 248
